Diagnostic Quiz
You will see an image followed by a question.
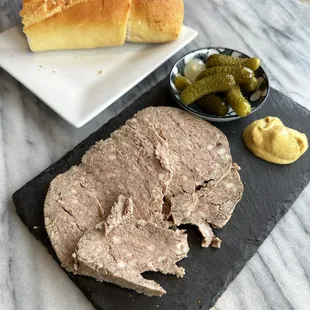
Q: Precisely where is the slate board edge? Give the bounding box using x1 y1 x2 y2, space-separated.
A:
211 169 310 307
12 78 310 310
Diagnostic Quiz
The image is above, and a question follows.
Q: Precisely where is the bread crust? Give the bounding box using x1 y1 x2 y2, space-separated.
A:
23 0 131 51
21 0 184 52
126 0 184 43
21 0 88 28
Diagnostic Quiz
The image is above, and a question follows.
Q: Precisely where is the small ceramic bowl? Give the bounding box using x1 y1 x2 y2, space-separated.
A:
169 47 270 122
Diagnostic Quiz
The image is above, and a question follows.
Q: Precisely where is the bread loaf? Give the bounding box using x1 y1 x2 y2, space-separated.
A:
20 0 184 52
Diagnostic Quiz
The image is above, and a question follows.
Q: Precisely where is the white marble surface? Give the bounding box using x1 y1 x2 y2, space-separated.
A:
1 0 310 309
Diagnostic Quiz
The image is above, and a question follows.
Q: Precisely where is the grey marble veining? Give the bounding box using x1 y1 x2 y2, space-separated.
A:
1 0 310 309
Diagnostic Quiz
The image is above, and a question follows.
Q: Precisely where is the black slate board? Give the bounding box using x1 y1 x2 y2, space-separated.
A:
13 79 310 310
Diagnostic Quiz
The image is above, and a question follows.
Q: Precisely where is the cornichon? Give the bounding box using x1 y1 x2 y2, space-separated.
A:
226 85 251 117
196 66 253 84
242 77 259 92
174 75 191 92
206 54 261 71
181 74 235 105
197 94 229 116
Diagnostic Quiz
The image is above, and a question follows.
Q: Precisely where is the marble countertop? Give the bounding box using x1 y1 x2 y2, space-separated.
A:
1 0 310 309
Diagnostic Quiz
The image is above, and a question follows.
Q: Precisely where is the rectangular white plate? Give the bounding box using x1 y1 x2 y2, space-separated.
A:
0 25 197 127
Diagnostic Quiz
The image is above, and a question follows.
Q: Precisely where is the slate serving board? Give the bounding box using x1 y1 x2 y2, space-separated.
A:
13 79 310 310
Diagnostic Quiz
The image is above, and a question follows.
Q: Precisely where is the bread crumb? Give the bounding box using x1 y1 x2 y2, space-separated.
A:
98 70 102 74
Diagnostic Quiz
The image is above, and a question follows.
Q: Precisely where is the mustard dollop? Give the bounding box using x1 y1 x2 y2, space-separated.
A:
243 117 308 164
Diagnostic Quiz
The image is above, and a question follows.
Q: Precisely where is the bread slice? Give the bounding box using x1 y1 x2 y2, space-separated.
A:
21 0 131 51
20 0 184 52
20 0 87 29
126 0 184 43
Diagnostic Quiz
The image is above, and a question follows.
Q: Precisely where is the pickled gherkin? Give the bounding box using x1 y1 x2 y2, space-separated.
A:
196 66 253 84
181 74 235 105
242 77 259 92
174 75 191 92
206 54 261 71
226 85 251 117
197 94 228 116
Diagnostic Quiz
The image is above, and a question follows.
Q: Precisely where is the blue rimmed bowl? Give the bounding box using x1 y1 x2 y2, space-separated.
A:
169 47 270 122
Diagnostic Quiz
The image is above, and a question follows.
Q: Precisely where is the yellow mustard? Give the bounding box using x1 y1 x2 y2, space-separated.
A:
243 117 308 164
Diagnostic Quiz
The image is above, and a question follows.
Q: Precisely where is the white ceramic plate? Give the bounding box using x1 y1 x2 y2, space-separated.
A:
0 25 197 127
